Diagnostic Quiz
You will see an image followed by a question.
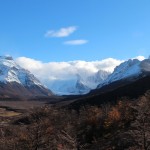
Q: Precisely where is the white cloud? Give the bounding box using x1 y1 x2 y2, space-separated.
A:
64 39 88 45
15 56 145 87
15 56 146 94
133 56 145 61
16 57 123 88
45 26 77 37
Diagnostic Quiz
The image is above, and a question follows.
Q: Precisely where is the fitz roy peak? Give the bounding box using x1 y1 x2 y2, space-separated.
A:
0 56 53 100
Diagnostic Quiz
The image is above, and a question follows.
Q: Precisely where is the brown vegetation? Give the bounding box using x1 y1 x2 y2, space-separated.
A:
0 90 150 150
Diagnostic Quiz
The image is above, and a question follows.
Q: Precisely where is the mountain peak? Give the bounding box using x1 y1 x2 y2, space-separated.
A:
0 56 13 60
97 58 150 89
0 56 53 99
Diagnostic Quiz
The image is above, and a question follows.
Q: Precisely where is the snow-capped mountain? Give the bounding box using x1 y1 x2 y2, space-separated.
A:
47 78 90 95
98 57 150 89
0 56 53 99
49 70 110 95
0 56 42 86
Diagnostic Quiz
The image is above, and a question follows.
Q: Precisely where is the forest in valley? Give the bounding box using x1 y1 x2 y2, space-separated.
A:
0 90 150 150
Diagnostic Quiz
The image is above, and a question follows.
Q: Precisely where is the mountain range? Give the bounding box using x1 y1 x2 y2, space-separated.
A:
68 56 150 108
0 55 150 101
49 56 150 95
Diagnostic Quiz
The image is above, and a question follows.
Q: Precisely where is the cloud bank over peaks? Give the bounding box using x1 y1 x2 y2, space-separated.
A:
15 56 145 92
16 57 122 87
133 56 145 61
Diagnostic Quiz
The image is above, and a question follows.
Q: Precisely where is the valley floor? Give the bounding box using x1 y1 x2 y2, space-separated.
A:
0 100 48 127
0 100 47 111
0 91 150 149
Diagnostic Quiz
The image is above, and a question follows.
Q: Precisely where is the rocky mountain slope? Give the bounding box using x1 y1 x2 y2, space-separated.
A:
0 56 53 100
98 57 150 89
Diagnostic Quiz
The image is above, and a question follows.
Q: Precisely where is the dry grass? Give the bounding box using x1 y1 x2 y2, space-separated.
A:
0 108 21 117
0 100 47 118
0 101 47 110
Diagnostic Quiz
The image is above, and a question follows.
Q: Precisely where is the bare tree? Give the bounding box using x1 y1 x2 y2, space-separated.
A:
130 96 150 150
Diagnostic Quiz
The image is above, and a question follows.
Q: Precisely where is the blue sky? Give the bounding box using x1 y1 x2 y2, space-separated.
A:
0 0 150 62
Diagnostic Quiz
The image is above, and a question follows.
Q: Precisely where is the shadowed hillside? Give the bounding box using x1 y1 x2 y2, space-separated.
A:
68 75 150 109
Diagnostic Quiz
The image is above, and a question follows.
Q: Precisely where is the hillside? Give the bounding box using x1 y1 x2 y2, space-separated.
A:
68 74 150 108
